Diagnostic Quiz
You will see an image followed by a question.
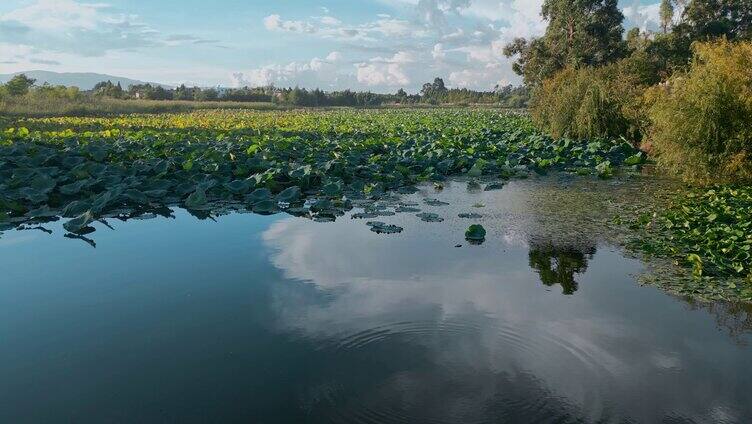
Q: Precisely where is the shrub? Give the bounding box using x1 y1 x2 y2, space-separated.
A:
646 39 752 183
530 62 647 142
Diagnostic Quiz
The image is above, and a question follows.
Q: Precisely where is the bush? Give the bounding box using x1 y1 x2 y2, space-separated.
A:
530 62 647 142
646 39 752 183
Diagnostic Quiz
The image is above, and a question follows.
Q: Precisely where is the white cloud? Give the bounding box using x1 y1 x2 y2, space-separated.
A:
432 43 446 60
0 0 219 59
2 0 107 31
356 62 410 87
623 2 662 32
263 14 316 33
232 52 350 89
319 16 342 26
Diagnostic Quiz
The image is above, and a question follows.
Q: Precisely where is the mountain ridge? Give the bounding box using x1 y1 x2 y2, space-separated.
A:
0 70 172 90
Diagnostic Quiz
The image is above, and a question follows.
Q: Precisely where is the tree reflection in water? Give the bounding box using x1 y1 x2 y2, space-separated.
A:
528 239 597 295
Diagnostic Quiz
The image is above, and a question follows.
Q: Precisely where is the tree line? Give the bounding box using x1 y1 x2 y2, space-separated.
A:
1 75 529 108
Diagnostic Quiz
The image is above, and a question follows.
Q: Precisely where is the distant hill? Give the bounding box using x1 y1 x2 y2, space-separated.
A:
0 71 172 90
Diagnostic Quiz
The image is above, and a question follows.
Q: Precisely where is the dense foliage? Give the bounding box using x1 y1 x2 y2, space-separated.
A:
511 0 752 184
646 40 752 183
631 186 752 300
0 109 642 234
530 63 646 140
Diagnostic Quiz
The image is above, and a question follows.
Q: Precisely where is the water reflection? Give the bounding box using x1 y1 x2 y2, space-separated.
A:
1 178 750 423
262 210 752 423
528 240 596 295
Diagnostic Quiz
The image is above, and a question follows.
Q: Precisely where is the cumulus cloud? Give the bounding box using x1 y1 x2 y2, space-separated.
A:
432 43 446 60
263 14 316 33
622 2 662 32
231 51 351 89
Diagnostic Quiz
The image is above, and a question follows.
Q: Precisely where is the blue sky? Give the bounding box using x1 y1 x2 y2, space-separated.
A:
0 0 665 92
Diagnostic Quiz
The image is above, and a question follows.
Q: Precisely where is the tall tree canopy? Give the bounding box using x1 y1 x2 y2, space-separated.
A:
504 0 626 86
682 0 752 41
659 0 675 33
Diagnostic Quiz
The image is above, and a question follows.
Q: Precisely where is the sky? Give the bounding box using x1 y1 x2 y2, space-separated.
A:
0 0 665 92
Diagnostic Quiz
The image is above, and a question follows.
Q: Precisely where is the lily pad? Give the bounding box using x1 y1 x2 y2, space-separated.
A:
225 179 252 195
395 206 421 213
424 198 449 206
277 186 302 203
252 200 279 215
352 212 380 219
467 179 482 191
185 188 209 210
416 212 444 222
484 182 505 191
248 188 272 203
366 221 403 234
465 224 487 242
62 200 92 217
60 180 90 195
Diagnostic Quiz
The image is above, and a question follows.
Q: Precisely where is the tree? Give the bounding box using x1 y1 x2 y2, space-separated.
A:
682 0 752 41
5 74 36 96
93 80 125 98
504 0 627 85
660 0 675 33
421 77 448 102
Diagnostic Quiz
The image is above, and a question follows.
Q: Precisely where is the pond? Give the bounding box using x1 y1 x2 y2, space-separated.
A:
1 177 750 423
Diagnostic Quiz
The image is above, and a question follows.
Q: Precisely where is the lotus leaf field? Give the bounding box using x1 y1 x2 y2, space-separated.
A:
0 109 642 231
1 108 749 301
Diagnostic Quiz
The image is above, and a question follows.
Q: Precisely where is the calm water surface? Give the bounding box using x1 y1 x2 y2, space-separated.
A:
1 179 751 423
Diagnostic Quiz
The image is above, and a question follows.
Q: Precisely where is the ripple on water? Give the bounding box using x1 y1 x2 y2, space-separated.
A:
309 319 614 424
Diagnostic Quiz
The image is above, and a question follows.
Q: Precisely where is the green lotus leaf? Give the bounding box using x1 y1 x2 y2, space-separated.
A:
185 188 209 210
19 188 49 204
467 179 482 191
62 200 92 218
322 182 343 197
465 224 487 241
248 188 272 203
123 189 149 204
424 198 449 206
63 211 94 234
310 199 332 213
30 175 56 194
225 179 251 195
371 223 403 234
417 212 444 222
60 180 90 195
252 199 278 215
91 189 120 214
624 152 644 166
277 186 302 203
395 206 421 213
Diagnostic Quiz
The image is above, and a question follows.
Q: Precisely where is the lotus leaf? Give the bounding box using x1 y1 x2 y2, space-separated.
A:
63 211 94 234
185 188 209 210
416 212 444 223
465 224 487 241
277 186 302 203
